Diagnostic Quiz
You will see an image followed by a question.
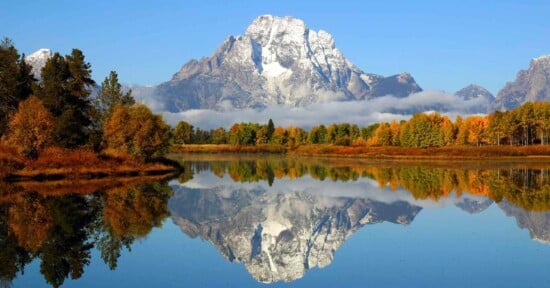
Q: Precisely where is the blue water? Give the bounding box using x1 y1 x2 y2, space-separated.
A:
6 158 550 287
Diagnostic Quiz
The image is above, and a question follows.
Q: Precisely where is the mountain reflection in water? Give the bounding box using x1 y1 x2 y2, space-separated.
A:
1 156 549 287
169 157 550 283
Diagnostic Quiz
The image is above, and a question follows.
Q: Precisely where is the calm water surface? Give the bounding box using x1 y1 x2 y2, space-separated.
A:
2 155 550 287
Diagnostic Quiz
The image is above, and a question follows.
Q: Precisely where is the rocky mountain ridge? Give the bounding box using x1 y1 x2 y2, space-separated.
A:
151 15 422 111
495 55 550 109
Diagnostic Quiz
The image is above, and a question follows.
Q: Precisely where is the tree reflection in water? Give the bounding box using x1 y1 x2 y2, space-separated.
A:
0 157 549 286
177 158 550 212
0 179 173 288
169 157 550 283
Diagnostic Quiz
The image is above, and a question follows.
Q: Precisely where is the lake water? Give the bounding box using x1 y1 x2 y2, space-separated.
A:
2 155 550 287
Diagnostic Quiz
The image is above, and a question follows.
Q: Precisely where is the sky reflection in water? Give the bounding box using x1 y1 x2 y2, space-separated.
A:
3 156 550 287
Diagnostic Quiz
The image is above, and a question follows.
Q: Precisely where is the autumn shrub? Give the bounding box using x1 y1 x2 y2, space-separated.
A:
25 147 103 170
101 147 137 163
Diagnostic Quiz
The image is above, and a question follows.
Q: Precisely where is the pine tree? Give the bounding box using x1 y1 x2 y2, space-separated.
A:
96 71 134 117
0 38 35 134
36 50 95 148
266 119 275 142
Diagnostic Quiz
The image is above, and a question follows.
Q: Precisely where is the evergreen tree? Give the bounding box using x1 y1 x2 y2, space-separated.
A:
267 119 275 140
0 38 35 134
96 71 134 117
35 53 71 116
36 50 95 148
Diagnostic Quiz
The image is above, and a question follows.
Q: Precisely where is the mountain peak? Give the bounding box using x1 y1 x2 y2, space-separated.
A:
532 54 550 63
150 15 422 111
25 48 52 80
455 84 494 104
245 15 307 36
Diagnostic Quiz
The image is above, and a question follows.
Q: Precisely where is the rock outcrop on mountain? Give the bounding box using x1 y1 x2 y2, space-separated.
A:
168 182 421 283
495 55 550 110
24 48 52 80
147 15 422 112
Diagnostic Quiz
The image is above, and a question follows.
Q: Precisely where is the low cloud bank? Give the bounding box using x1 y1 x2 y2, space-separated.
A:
157 90 491 129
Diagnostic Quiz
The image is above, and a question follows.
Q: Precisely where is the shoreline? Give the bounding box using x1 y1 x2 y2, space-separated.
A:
0 147 182 182
173 144 550 160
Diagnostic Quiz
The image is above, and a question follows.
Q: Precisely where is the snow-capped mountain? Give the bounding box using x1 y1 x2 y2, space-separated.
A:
169 181 421 283
24 48 52 80
495 55 550 110
25 48 101 97
146 15 422 112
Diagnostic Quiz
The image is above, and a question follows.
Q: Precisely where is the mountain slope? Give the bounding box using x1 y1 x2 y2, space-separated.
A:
149 15 422 112
495 55 550 110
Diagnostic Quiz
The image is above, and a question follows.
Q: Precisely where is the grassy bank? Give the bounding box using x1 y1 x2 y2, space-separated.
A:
0 146 180 181
173 144 550 159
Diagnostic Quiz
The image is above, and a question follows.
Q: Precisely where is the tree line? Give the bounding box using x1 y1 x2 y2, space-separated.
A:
0 38 169 160
172 101 549 148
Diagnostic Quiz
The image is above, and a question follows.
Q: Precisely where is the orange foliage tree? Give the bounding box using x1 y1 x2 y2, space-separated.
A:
103 104 169 160
6 96 55 158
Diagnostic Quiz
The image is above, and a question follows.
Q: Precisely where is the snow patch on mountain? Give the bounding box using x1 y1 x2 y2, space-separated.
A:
147 14 422 112
25 48 52 79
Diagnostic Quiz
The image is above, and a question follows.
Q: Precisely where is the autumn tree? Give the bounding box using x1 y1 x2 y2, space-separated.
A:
103 104 169 160
465 116 489 146
173 121 194 144
6 96 54 158
287 126 306 146
487 111 505 145
307 125 327 144
325 124 337 144
533 102 550 145
255 126 269 145
389 120 401 146
228 123 258 145
211 127 228 144
370 122 391 146
455 116 468 145
441 116 456 146
271 127 288 145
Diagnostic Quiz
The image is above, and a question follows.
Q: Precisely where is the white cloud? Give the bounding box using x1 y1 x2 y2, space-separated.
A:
158 90 492 129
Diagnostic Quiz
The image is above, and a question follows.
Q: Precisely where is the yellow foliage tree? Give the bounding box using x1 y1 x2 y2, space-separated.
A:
466 116 489 146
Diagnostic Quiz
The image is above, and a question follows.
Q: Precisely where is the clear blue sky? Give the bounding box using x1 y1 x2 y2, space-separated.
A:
1 0 548 94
